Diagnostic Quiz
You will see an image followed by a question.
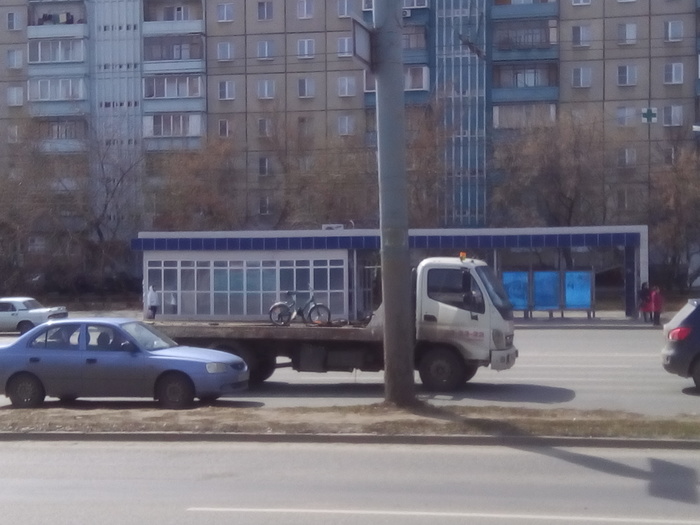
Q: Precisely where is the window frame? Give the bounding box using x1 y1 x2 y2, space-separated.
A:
217 3 234 22
257 1 273 21
217 42 233 61
297 38 315 59
571 66 591 88
617 64 637 87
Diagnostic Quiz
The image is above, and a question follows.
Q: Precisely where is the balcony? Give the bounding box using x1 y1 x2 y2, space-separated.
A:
142 59 205 74
492 2 558 20
28 22 87 39
142 97 206 113
142 19 204 36
143 136 203 151
39 139 87 153
492 44 559 62
491 86 559 103
29 99 90 118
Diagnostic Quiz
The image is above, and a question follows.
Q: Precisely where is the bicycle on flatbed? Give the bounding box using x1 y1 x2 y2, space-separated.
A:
268 289 331 326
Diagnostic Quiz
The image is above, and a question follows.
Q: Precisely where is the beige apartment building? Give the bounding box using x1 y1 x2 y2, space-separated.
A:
558 0 697 220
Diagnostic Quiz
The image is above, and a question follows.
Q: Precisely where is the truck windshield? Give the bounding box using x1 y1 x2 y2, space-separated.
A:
474 266 513 321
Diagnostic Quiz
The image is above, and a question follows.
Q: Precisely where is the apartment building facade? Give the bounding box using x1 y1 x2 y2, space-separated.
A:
1 0 698 249
492 0 698 222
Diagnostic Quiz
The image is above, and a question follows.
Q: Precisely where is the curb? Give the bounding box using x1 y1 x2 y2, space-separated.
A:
0 432 698 449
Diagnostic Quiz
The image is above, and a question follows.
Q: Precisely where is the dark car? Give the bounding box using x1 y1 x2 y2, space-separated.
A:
661 299 700 388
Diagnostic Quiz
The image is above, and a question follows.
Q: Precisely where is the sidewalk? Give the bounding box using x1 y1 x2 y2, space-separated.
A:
514 310 667 330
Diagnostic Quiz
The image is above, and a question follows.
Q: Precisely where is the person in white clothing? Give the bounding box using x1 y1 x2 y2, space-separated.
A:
147 285 160 319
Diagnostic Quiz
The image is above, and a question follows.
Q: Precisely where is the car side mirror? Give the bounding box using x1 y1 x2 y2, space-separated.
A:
121 341 138 353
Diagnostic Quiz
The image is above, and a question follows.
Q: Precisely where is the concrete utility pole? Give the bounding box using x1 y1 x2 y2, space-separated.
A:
373 2 415 406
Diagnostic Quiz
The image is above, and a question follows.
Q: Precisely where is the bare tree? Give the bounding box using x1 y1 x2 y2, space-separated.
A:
649 145 700 290
491 110 611 229
148 138 245 230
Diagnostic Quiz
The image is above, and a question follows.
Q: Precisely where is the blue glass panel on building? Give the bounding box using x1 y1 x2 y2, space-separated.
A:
565 272 592 309
572 234 586 247
533 271 560 310
502 272 529 310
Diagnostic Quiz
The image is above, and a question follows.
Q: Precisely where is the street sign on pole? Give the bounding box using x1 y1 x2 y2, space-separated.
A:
352 17 373 71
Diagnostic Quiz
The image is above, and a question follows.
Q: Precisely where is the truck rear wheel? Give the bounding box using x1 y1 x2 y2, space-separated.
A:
418 348 467 392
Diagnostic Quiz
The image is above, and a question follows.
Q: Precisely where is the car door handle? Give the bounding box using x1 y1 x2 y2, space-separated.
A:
29 357 40 363
86 358 97 364
423 314 437 322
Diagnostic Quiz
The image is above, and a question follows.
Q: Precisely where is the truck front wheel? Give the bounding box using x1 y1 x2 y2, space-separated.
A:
418 348 468 392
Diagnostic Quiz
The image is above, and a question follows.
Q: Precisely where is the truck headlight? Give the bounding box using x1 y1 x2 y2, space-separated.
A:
206 362 229 374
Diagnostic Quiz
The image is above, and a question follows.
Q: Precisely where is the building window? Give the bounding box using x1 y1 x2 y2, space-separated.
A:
7 12 19 30
403 26 426 50
572 25 591 47
617 65 637 86
29 78 85 101
617 148 637 167
257 79 275 99
664 21 683 42
297 39 315 59
218 80 235 100
664 63 683 84
297 0 313 19
364 71 376 92
257 1 273 21
298 116 312 137
217 3 234 22
217 42 233 61
572 66 591 88
338 115 355 136
338 0 350 17
7 49 22 69
8 125 19 143
219 119 230 137
572 0 590 4
493 103 557 129
147 114 200 137
257 40 274 60
617 23 636 45
298 77 315 98
337 37 352 57
405 66 428 90
663 105 683 127
144 75 202 99
29 39 85 63
616 106 636 126
258 118 272 137
338 76 356 97
259 197 271 216
164 6 190 21
259 156 271 176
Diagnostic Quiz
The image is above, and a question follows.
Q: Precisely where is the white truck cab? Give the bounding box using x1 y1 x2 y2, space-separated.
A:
412 255 518 389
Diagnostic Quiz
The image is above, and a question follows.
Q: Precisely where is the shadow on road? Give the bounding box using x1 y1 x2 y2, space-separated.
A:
240 380 575 405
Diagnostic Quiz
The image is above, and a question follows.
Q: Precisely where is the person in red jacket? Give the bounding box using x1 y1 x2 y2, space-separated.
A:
650 286 663 326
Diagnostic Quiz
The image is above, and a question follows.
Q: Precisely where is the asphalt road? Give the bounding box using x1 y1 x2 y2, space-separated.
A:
1 441 700 525
232 327 699 417
0 325 697 417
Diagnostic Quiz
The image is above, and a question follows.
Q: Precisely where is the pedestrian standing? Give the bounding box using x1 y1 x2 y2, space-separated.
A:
638 282 651 322
147 285 160 319
650 286 663 326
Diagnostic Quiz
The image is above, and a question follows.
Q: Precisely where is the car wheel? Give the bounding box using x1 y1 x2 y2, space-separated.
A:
7 373 45 408
156 373 195 409
17 321 34 335
692 361 700 390
418 347 468 392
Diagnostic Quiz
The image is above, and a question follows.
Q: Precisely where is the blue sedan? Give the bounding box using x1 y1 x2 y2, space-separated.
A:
0 318 249 408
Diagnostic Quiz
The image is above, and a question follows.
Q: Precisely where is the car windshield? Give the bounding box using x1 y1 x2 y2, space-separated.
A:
22 299 43 310
121 321 178 351
474 266 514 320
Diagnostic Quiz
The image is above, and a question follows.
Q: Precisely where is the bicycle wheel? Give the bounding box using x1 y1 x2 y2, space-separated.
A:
269 303 293 326
306 304 331 326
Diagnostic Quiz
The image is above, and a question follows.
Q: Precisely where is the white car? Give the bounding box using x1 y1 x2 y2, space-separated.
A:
0 297 68 334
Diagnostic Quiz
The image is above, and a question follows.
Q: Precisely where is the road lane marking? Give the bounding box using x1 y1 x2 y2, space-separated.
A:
187 507 700 523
